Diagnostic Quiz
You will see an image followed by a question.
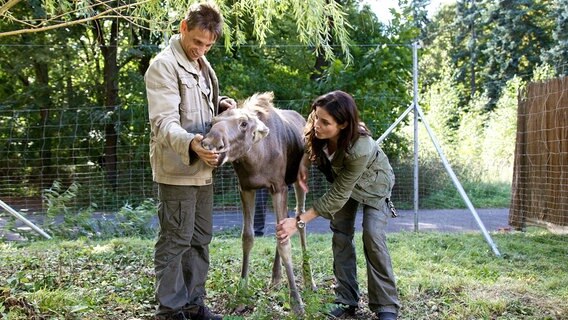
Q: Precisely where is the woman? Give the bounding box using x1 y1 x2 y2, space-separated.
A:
276 90 400 320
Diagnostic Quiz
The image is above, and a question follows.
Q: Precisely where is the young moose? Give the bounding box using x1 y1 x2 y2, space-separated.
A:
201 92 315 315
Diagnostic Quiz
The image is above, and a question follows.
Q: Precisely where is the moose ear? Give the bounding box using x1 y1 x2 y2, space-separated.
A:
253 118 269 143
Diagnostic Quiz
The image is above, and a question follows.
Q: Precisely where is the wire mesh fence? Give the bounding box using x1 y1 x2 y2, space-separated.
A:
0 33 524 242
0 102 314 214
510 76 568 230
0 95 524 249
0 101 471 217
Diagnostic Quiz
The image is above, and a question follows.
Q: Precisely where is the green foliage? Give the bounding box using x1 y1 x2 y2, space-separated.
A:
410 40 522 197
39 180 157 240
540 0 568 76
397 0 430 40
1 230 567 319
1 0 415 212
43 180 80 218
420 179 512 209
421 65 465 151
480 77 522 182
94 199 158 239
421 74 519 185
481 0 552 108
421 0 558 110
531 63 557 82
1 0 352 62
1 0 566 222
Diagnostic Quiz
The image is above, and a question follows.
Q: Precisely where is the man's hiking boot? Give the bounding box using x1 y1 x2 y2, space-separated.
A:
184 305 222 320
327 304 357 318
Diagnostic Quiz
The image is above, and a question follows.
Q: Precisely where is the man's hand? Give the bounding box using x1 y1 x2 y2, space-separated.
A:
190 134 220 167
276 217 297 244
219 98 237 112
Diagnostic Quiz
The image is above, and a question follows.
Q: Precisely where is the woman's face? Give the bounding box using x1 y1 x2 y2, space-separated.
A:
313 106 346 141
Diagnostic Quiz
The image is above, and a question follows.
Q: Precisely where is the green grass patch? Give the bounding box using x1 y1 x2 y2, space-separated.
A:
418 180 512 209
1 228 566 319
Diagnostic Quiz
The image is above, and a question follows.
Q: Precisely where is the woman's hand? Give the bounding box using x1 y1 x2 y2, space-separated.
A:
276 217 298 244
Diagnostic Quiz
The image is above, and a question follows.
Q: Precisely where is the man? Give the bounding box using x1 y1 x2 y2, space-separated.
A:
145 2 236 320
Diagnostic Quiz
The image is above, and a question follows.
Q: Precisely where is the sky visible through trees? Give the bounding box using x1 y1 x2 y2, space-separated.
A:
363 0 455 22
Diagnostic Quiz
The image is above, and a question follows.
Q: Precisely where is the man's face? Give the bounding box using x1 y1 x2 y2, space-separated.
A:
180 20 216 61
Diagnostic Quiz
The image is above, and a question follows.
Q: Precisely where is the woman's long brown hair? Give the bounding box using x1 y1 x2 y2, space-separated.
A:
304 90 370 165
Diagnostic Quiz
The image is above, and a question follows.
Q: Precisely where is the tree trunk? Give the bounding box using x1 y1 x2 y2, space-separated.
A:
310 0 337 81
34 60 54 190
94 18 120 190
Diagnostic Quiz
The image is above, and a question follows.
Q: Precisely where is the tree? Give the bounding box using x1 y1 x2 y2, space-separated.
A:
0 0 352 61
422 0 555 111
1 0 354 189
420 3 457 90
397 0 430 41
482 0 553 109
0 2 91 190
541 0 568 76
453 0 481 97
315 1 416 156
0 0 416 206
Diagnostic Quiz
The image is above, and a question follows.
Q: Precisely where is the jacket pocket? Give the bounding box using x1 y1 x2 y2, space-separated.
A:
179 76 200 114
356 161 393 198
357 167 378 190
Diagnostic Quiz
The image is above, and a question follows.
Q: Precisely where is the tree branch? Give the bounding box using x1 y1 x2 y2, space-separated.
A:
0 0 150 37
0 0 21 17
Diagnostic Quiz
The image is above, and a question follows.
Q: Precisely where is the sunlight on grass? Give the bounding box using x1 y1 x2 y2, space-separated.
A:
30 289 88 315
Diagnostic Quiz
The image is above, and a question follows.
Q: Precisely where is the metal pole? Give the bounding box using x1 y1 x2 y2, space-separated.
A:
412 42 420 232
377 104 413 144
414 106 501 257
0 199 52 239
376 41 501 257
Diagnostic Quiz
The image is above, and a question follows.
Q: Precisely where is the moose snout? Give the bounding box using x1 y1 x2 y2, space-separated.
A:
201 133 226 152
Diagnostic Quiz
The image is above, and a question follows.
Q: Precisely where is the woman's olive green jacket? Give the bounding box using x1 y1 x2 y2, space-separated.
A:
312 135 395 220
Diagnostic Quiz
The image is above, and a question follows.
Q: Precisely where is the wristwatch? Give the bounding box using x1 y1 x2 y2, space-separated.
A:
296 215 306 229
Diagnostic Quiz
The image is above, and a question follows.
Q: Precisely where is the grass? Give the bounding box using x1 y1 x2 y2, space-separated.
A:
1 228 567 320
419 180 512 209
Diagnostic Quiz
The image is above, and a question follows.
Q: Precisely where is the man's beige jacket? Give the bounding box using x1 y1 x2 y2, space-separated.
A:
145 34 224 186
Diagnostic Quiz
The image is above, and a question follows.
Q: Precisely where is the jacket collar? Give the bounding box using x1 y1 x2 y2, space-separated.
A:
170 34 204 75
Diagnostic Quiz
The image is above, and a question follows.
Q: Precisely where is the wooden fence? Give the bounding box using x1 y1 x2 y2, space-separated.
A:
510 76 568 232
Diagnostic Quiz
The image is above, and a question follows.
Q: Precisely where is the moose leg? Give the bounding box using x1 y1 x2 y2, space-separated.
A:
272 188 304 315
294 181 317 291
239 189 256 285
270 245 282 287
